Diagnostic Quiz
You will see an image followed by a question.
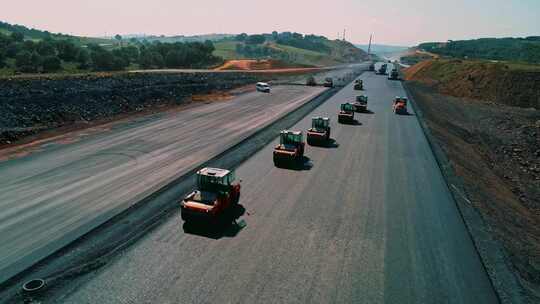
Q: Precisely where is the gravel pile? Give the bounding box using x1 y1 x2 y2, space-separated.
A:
0 72 262 144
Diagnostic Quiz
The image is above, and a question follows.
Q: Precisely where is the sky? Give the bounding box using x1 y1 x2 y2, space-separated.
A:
1 0 539 46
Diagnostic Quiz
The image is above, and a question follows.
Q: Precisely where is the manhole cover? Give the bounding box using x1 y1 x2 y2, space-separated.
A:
22 279 45 293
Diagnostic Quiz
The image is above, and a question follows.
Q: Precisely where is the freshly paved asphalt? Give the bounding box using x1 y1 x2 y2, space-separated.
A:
55 65 498 303
0 85 326 284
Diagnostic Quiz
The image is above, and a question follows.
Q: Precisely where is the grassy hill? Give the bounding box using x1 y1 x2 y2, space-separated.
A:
0 21 366 75
129 34 234 44
214 33 367 67
418 37 540 64
0 21 111 45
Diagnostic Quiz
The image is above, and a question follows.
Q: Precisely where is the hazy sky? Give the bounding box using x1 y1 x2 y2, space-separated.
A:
1 0 539 45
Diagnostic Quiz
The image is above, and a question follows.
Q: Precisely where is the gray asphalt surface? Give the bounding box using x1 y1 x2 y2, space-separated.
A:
56 65 498 303
0 85 326 284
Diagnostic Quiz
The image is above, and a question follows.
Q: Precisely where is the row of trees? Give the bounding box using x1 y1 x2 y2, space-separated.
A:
0 31 221 73
234 32 331 53
419 37 540 63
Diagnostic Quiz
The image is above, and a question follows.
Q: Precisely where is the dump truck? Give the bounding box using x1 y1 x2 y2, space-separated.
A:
393 96 408 114
338 103 355 124
273 130 305 167
307 117 331 146
354 79 363 90
352 95 368 112
323 77 334 88
377 64 387 75
388 68 399 80
180 167 241 223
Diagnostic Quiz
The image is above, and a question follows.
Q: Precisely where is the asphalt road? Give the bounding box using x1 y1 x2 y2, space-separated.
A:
0 85 326 284
56 65 498 303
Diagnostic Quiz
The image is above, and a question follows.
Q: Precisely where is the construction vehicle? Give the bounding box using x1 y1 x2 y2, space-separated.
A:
393 96 408 114
273 130 305 167
354 79 363 90
307 117 331 146
323 77 334 88
377 64 387 75
352 95 368 112
338 103 355 124
306 76 317 86
388 68 399 80
180 167 241 223
377 63 388 75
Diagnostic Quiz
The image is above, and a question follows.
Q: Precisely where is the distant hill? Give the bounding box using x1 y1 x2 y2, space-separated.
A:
418 37 540 63
0 20 112 45
355 44 409 54
214 33 368 67
0 21 367 75
126 34 235 43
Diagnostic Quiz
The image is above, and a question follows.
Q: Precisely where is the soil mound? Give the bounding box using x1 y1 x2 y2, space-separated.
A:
404 59 540 109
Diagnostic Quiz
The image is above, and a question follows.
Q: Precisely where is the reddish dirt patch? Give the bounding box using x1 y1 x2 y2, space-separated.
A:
215 59 315 71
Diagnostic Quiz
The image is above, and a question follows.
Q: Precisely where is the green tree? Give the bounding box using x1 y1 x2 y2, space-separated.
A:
30 52 43 69
6 42 22 57
139 50 154 68
236 33 248 41
113 46 139 64
15 51 32 67
139 50 164 68
76 49 90 69
56 40 79 61
112 55 128 70
23 40 36 52
165 49 187 68
90 48 115 71
10 31 24 43
245 35 265 45
115 34 122 46
42 56 62 72
0 51 5 68
151 51 165 68
36 39 56 56
15 50 41 72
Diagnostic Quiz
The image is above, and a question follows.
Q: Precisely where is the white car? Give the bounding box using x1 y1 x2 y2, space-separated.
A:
256 82 271 93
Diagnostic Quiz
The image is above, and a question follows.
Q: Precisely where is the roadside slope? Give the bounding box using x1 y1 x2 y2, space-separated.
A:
403 59 540 109
404 65 540 302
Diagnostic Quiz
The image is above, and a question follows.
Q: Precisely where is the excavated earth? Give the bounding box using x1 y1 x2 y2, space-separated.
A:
404 59 540 109
406 81 540 303
0 72 271 146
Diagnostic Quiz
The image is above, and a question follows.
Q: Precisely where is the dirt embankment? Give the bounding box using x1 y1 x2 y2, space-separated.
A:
215 59 314 71
0 72 270 145
404 59 540 109
399 48 438 66
404 60 540 301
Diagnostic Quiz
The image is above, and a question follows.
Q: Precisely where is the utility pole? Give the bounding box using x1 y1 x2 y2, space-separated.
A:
343 29 346 41
367 34 373 57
